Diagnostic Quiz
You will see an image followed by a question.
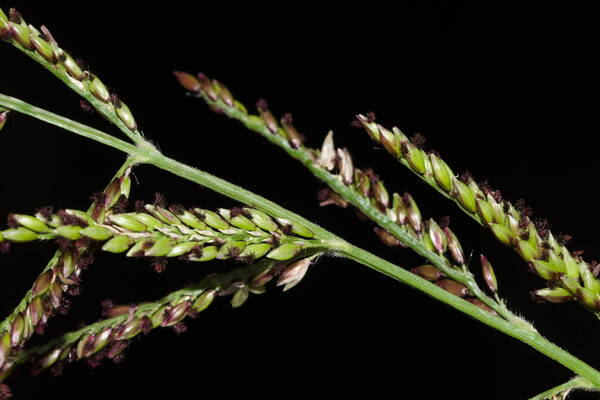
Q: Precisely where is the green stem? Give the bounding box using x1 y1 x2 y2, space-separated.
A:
528 376 596 400
2 92 600 388
338 242 600 388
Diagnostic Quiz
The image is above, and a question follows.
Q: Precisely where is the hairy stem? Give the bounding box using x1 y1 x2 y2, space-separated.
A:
2 93 600 388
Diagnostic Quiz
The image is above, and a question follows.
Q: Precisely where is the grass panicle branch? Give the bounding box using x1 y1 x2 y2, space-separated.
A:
356 115 600 314
7 256 319 378
1 204 325 264
0 160 134 374
0 6 145 145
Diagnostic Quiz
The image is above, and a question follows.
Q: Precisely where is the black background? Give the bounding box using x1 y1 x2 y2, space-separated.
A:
1 1 600 399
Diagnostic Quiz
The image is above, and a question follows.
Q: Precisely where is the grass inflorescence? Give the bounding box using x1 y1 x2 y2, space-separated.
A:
3 6 600 399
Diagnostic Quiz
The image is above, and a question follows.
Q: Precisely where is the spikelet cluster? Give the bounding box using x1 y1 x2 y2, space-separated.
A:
0 8 139 137
15 255 317 377
357 115 600 310
1 204 318 265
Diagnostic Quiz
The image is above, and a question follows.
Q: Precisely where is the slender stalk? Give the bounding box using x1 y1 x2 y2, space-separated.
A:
528 376 594 400
2 93 600 389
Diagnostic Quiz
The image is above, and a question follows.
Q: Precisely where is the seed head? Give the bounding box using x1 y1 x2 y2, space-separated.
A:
444 227 464 265
429 153 454 192
372 180 390 210
115 100 137 131
318 131 336 170
436 280 469 297
411 265 443 281
402 141 428 175
173 71 201 93
88 75 110 102
280 113 304 149
533 287 573 303
403 193 422 232
30 34 56 63
480 255 498 293
256 99 279 134
230 286 250 308
373 227 402 247
193 289 216 312
195 73 218 100
377 125 400 155
427 219 446 255
276 256 314 291
336 148 354 185
213 80 234 107
490 223 513 246
354 113 379 141
39 25 57 44
62 53 85 80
